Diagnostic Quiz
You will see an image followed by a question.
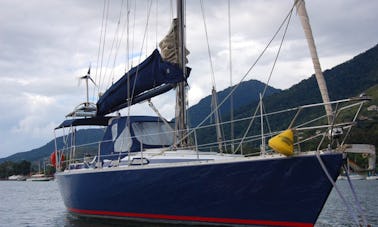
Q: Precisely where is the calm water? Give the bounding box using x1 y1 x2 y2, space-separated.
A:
0 180 377 227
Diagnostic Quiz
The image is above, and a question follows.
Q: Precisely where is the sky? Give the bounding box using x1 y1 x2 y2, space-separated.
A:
0 0 377 158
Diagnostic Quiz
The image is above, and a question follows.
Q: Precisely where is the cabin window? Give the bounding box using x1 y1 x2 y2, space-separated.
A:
112 124 132 152
132 122 174 146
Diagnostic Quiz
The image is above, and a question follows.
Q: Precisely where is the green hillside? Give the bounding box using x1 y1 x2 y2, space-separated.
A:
347 84 378 147
195 44 378 151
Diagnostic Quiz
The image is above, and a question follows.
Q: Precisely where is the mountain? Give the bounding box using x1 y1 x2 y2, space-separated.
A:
187 79 281 127
197 44 378 147
232 44 377 119
0 129 104 164
262 44 378 113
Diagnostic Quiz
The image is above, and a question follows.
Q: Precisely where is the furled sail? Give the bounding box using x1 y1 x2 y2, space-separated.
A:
159 18 190 147
159 18 190 64
96 49 188 116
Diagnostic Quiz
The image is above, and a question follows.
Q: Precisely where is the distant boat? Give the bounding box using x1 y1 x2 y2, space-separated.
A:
338 174 366 181
26 173 53 182
27 158 54 181
8 175 26 181
337 148 376 181
366 175 378 180
53 0 371 226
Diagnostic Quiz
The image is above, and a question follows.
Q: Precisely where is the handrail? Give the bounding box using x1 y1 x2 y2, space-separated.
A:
54 97 368 165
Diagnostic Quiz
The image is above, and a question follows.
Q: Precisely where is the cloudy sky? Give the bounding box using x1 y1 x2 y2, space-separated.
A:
0 0 377 158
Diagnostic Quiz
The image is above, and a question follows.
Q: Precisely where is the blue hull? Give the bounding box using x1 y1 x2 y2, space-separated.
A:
56 153 343 226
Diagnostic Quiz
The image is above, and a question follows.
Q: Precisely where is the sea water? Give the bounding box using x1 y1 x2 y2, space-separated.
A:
0 180 377 227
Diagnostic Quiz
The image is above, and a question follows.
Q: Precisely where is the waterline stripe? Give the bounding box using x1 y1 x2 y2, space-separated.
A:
68 207 313 227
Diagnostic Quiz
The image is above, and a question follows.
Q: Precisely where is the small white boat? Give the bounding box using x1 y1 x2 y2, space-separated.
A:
366 175 378 180
8 175 26 181
26 173 53 182
338 174 366 180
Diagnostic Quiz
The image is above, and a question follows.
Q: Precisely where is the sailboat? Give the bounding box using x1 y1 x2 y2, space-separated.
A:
27 161 53 182
53 1 370 226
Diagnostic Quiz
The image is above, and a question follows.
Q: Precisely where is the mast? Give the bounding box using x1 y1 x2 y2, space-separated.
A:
295 0 333 124
175 0 188 147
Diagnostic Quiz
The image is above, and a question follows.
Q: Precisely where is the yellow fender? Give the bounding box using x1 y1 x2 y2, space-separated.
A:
268 129 294 156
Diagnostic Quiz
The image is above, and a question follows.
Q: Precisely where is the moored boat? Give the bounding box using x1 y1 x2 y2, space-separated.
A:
8 175 27 181
26 173 53 182
366 175 378 180
338 174 366 181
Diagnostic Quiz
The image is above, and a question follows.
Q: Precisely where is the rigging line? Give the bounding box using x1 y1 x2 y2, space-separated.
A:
200 0 224 152
314 137 361 226
129 0 153 105
126 0 152 135
334 100 369 224
155 0 158 49
102 0 126 90
93 0 108 101
199 0 216 87
234 5 294 154
109 0 130 86
98 0 111 93
259 4 293 142
262 103 273 139
124 0 137 160
174 3 308 150
124 0 132 140
314 102 366 226
136 0 153 66
110 0 128 81
262 4 293 98
228 0 234 153
125 0 139 137
125 0 130 72
130 0 137 68
125 0 132 159
345 165 369 226
234 103 260 154
220 114 227 151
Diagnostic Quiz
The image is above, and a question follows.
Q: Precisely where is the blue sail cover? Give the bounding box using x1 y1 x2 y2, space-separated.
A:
96 49 188 116
55 117 111 129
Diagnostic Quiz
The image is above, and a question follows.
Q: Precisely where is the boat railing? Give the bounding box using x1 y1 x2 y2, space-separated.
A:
184 96 369 155
56 128 176 170
55 96 369 169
